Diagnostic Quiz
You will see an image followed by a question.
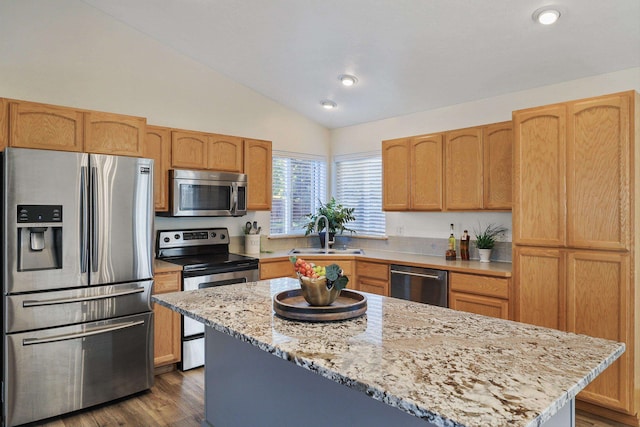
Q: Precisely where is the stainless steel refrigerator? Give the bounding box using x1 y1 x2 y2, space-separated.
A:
1 147 154 426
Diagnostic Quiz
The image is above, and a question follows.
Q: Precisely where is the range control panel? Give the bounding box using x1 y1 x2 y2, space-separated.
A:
157 228 230 249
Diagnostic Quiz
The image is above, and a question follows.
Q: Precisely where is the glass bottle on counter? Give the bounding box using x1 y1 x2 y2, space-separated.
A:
446 223 457 260
460 229 470 260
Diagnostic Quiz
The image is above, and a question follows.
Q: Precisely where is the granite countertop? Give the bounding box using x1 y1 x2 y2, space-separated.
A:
250 249 512 277
153 278 623 427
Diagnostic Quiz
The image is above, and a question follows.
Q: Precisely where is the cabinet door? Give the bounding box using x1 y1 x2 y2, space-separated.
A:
382 138 410 210
567 94 630 251
144 125 171 212
356 261 389 295
260 260 296 280
410 133 443 210
84 111 145 156
483 121 512 210
449 292 509 319
444 127 483 210
514 246 565 330
171 130 208 169
208 134 243 172
244 138 272 211
153 272 181 367
566 251 631 413
0 98 8 150
513 105 566 246
359 278 388 296
9 100 84 152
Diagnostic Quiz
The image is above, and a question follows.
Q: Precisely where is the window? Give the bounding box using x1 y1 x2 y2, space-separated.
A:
334 152 385 236
270 151 327 235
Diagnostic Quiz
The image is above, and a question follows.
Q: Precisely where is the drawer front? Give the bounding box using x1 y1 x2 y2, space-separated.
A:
154 272 181 294
356 261 389 280
260 260 296 280
449 272 509 299
303 258 354 276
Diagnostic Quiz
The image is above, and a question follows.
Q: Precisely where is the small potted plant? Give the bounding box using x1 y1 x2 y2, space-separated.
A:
303 197 356 247
473 223 508 263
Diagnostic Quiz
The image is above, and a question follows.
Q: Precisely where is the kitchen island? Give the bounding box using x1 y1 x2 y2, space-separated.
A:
153 278 624 427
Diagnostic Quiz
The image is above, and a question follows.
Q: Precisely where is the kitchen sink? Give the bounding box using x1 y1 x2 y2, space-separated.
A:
288 248 365 255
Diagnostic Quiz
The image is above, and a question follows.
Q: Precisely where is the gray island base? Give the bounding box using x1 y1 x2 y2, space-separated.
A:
153 278 624 427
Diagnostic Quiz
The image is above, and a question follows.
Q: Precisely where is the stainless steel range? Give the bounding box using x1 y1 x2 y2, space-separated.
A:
1 148 155 426
156 228 259 370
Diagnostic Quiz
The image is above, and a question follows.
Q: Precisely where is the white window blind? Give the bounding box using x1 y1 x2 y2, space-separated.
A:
335 153 385 236
271 152 327 235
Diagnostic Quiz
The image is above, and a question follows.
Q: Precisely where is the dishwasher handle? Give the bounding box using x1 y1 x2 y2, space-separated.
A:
390 269 441 280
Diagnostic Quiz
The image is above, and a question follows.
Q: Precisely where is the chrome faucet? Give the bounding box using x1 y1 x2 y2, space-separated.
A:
314 215 330 254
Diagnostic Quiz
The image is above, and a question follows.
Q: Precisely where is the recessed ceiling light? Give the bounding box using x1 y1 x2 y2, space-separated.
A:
338 74 358 87
320 100 337 110
533 7 560 25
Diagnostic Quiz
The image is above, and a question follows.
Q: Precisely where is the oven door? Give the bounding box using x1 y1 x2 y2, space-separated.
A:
182 268 259 337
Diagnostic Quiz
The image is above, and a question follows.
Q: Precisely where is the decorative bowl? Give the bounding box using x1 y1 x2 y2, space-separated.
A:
298 275 342 306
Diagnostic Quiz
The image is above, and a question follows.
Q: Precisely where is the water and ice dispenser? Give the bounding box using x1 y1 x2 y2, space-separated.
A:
16 205 63 271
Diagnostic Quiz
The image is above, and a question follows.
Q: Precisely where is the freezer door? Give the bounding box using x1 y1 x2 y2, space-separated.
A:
3 148 89 294
4 280 153 333
90 154 153 285
3 312 153 427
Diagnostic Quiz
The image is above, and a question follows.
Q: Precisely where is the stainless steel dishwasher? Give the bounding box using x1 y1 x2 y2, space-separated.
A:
390 264 448 307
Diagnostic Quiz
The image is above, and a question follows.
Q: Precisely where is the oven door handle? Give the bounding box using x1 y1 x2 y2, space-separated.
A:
22 320 144 346
22 288 145 307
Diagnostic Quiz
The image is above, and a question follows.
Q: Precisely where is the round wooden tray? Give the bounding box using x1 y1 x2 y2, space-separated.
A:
273 289 367 322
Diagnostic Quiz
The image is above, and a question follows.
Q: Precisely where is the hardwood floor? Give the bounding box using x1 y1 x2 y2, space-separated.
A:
29 367 628 427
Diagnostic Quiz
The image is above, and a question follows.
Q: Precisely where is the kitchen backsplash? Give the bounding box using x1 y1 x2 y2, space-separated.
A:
230 234 512 263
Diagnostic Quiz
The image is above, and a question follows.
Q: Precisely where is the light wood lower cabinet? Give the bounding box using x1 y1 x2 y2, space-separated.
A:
153 272 182 368
448 272 511 320
355 260 389 296
260 259 296 280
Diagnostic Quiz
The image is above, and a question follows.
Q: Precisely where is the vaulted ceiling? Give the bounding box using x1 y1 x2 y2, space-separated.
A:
83 0 640 129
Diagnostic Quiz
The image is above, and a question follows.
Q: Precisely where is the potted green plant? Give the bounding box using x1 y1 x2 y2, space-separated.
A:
303 197 356 248
473 223 507 263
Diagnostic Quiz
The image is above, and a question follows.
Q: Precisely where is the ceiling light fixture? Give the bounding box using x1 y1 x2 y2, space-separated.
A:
320 100 337 110
338 74 358 87
533 7 560 25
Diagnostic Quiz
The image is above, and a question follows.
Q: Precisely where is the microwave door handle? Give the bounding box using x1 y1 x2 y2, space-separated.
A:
80 166 89 273
231 183 238 212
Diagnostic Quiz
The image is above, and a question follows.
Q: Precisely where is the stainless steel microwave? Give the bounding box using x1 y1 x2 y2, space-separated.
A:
167 169 247 217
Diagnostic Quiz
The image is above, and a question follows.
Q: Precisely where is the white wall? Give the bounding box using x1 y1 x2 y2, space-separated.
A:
0 0 330 235
331 67 640 240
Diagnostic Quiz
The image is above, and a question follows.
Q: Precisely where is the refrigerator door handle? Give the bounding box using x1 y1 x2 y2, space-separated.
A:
80 166 89 273
22 287 145 307
91 166 98 273
22 320 145 346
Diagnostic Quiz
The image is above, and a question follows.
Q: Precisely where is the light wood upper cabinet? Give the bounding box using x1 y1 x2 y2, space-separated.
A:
513 246 565 330
483 121 512 210
566 250 631 413
171 130 209 169
382 138 410 210
411 134 443 210
8 100 84 152
0 98 8 150
567 94 630 251
84 111 145 156
244 138 272 211
208 134 243 172
513 104 566 247
144 125 171 212
444 127 483 210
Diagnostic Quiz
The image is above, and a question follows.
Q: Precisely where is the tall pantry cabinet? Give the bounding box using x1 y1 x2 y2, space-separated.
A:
513 91 639 425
